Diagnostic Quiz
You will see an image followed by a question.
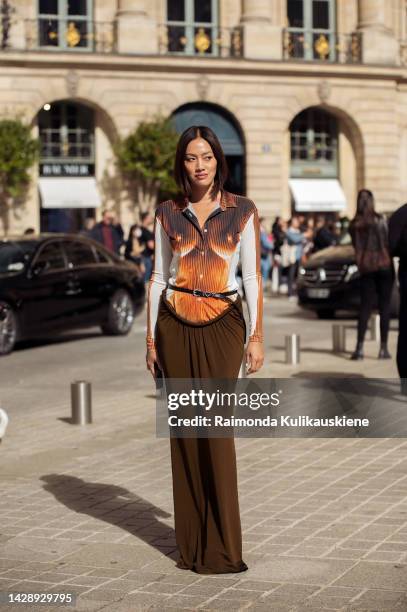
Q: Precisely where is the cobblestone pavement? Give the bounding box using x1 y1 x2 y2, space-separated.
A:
0 297 406 611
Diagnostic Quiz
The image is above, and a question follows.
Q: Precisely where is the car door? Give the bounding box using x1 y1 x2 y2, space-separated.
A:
62 239 102 325
22 240 71 331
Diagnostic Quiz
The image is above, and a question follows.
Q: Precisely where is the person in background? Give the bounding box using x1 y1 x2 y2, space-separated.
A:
298 214 307 232
126 212 154 282
111 211 124 244
388 202 407 395
272 216 286 292
90 210 123 255
349 189 394 361
259 217 274 293
314 215 337 252
80 217 96 238
124 224 146 277
285 216 311 299
302 217 315 263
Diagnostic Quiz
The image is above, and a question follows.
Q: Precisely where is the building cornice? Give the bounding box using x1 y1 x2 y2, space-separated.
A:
1 51 407 83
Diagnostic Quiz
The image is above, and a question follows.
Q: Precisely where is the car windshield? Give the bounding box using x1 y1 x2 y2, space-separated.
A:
0 241 37 274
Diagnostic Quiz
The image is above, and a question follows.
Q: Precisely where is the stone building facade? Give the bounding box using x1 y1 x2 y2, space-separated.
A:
1 0 407 235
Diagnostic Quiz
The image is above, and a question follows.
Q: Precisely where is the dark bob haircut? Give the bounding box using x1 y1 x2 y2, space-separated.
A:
174 125 228 199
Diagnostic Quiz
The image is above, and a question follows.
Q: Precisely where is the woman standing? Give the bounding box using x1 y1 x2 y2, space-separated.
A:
146 125 264 574
349 189 394 360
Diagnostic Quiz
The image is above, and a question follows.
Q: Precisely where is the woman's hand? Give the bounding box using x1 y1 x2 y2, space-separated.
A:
146 348 160 378
245 341 264 374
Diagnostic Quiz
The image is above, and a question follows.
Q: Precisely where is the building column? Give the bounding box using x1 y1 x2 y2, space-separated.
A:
116 0 157 54
240 0 282 60
357 0 398 64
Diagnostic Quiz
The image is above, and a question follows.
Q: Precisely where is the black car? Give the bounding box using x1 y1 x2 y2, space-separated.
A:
297 238 399 319
0 234 145 355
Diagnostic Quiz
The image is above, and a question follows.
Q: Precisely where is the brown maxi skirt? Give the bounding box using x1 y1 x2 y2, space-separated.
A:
155 293 248 574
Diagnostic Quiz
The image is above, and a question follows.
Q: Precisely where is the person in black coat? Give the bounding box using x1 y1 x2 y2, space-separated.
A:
349 190 394 361
313 216 337 252
389 203 407 395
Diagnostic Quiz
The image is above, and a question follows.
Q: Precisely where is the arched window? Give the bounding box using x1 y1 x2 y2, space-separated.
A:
38 101 95 176
290 108 338 178
286 0 336 61
166 0 219 55
37 0 93 50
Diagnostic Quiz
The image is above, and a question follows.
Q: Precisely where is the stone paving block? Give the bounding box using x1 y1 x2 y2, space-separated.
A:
32 572 80 583
157 573 201 586
264 583 319 603
87 567 129 578
322 549 366 560
0 537 83 562
349 588 406 607
306 593 357 608
59 542 159 570
353 525 400 540
137 581 183 595
1 568 41 580
236 579 281 592
180 583 227 597
0 577 21 588
333 561 407 590
65 599 111 611
78 587 127 602
318 585 362 598
101 577 157 593
62 575 110 587
160 593 210 607
247 600 294 611
200 602 249 611
5 579 56 591
339 540 376 551
376 541 407 552
120 570 168 583
244 555 354 584
363 551 404 562
284 546 334 558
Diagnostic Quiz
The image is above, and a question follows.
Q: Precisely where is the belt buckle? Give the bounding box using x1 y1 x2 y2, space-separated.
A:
192 289 199 297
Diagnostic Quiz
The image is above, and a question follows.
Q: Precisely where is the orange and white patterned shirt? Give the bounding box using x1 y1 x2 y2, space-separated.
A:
146 190 263 350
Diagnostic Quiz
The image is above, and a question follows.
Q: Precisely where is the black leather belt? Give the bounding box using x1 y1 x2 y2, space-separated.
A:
167 283 238 299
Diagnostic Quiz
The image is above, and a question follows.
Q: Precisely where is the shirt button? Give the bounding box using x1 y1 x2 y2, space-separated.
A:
204 229 208 232
199 274 203 278
197 297 202 302
201 251 204 255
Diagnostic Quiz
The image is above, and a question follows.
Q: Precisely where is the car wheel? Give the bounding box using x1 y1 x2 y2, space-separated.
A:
0 302 18 355
101 289 135 335
317 309 335 320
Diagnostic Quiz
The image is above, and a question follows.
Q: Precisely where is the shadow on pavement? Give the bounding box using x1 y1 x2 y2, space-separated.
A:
15 330 102 352
40 474 177 561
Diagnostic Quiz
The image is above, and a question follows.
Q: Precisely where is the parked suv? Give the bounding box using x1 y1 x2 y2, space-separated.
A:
297 236 399 319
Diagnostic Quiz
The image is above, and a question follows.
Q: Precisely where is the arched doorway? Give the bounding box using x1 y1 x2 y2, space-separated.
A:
172 102 245 194
289 106 351 215
37 99 100 232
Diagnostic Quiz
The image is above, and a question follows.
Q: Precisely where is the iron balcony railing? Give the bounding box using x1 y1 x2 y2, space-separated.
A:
283 29 362 64
158 23 243 58
24 18 116 53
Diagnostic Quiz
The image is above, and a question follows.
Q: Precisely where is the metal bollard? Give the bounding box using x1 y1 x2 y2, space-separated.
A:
71 381 92 425
370 313 380 341
332 324 346 353
285 334 300 365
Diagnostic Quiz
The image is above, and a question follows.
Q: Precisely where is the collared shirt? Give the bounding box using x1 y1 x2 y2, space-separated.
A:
146 190 263 349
